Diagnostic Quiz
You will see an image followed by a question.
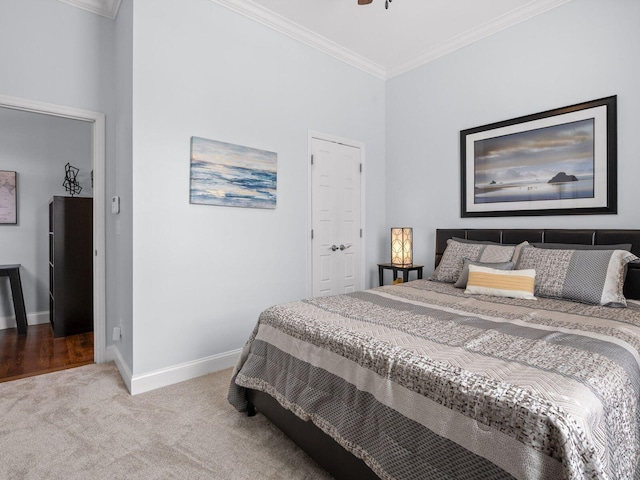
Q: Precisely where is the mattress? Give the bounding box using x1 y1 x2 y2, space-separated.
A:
228 279 640 480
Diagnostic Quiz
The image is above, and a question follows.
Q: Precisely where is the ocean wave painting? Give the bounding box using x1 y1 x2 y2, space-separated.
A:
189 137 277 209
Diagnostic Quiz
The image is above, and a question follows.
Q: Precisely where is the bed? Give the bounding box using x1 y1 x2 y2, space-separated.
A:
228 228 640 479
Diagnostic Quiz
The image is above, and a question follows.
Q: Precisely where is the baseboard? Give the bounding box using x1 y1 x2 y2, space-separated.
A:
106 344 133 393
0 311 50 330
126 349 241 395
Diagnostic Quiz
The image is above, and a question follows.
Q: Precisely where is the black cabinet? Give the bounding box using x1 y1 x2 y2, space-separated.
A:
49 196 93 337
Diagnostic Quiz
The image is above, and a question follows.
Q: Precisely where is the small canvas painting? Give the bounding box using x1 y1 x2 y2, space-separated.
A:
189 137 277 209
0 170 17 224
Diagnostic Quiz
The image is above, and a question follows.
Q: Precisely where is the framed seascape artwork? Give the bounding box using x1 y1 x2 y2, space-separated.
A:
0 170 17 224
189 137 277 209
460 96 617 217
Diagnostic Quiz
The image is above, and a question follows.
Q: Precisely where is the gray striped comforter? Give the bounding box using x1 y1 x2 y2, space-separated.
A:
228 280 640 479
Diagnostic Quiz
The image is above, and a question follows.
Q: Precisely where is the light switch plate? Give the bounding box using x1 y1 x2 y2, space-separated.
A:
111 196 120 214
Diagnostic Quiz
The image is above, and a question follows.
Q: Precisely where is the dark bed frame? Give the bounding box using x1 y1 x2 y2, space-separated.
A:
246 228 640 480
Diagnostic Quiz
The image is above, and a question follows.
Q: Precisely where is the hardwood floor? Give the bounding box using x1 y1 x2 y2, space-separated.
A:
0 323 93 383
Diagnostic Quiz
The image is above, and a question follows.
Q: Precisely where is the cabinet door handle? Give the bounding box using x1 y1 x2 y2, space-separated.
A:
330 245 338 251
339 244 351 251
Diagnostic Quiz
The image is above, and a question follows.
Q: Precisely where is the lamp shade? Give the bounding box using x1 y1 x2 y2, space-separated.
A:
391 227 413 265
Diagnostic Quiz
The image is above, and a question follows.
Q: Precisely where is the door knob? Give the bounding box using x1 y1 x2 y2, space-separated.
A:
339 244 351 251
330 245 338 251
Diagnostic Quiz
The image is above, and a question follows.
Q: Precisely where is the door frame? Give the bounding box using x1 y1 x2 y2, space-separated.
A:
0 94 106 363
307 130 366 297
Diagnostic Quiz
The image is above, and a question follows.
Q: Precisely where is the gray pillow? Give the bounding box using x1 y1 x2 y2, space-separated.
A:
431 238 516 283
452 237 529 265
452 237 503 245
516 247 638 307
454 259 514 288
531 242 632 251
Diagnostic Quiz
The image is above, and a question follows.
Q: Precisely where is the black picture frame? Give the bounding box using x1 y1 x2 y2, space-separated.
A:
460 96 617 218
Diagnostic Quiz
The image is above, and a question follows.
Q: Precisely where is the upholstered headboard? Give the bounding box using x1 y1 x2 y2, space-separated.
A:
435 229 640 301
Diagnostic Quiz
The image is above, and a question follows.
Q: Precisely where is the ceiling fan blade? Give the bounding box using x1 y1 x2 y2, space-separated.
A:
358 0 373 4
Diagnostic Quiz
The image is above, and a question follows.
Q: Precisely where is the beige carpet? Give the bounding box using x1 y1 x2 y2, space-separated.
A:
0 363 333 479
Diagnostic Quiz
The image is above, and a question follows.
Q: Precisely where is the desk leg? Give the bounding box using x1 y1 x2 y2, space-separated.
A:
418 269 423 280
403 271 409 283
378 266 384 287
9 269 28 335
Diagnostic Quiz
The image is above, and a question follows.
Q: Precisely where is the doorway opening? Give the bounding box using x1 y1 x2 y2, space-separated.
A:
0 94 106 381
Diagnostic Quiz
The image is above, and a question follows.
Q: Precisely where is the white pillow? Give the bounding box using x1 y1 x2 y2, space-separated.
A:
465 264 536 300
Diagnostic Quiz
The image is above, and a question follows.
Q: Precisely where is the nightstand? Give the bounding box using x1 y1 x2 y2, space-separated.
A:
378 263 424 286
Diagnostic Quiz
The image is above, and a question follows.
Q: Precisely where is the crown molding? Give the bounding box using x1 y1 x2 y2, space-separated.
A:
57 0 122 19
212 0 571 81
387 0 572 78
211 0 387 80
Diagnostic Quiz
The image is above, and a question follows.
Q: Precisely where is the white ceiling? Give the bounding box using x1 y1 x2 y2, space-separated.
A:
212 0 571 78
59 0 571 79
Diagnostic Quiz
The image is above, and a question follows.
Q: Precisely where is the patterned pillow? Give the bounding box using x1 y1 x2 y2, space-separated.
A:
465 265 536 300
516 246 639 307
454 259 514 288
511 241 529 265
451 237 502 245
432 238 516 283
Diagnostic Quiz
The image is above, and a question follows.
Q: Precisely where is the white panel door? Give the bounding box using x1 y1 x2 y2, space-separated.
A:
311 138 362 297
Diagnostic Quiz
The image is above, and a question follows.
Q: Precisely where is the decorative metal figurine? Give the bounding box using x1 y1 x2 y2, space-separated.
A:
63 163 82 197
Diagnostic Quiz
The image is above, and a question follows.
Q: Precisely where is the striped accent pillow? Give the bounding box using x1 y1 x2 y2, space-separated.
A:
453 259 514 288
465 264 536 300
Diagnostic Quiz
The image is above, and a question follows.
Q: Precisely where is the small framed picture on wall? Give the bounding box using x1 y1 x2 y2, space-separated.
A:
0 170 17 224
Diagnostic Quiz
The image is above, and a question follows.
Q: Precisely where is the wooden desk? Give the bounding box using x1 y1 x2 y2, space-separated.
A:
0 265 28 335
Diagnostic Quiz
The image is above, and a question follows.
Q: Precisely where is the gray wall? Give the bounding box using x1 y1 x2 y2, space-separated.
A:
0 108 92 325
130 0 387 375
386 0 640 274
113 0 134 375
